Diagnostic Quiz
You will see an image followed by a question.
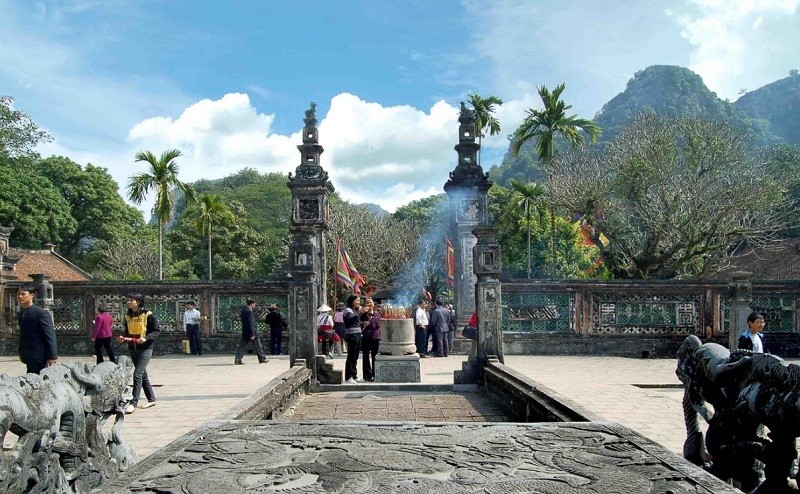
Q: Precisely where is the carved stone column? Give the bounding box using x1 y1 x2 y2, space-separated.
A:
287 103 333 379
727 271 753 350
444 102 491 323
454 227 503 385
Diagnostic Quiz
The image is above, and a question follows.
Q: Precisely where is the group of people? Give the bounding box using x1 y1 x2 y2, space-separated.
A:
234 300 288 364
319 294 383 384
411 298 457 358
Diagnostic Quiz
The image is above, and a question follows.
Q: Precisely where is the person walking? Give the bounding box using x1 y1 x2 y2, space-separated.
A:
183 301 203 356
234 299 268 364
118 293 159 413
445 303 457 354
17 283 58 374
343 294 362 383
91 305 115 364
316 304 335 359
360 297 381 382
265 303 288 355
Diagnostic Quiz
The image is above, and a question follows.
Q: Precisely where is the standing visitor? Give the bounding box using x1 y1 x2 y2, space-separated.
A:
445 303 457 354
360 298 381 382
91 305 115 364
428 298 451 357
234 299 268 364
738 312 768 353
17 283 58 374
183 301 203 356
343 295 362 384
118 293 159 413
411 299 429 357
316 304 335 359
332 302 346 357
265 303 288 355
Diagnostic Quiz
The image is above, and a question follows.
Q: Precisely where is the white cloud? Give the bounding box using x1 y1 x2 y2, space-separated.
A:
124 92 505 213
668 0 800 99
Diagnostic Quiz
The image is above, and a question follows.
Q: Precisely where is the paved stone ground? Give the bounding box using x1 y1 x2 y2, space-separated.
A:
4 352 794 461
286 390 509 422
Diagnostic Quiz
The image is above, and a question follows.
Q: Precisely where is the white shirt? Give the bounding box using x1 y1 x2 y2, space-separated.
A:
750 333 764 353
414 307 429 326
183 309 201 328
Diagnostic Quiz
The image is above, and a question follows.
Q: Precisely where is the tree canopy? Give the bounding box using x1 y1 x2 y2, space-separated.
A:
0 96 51 159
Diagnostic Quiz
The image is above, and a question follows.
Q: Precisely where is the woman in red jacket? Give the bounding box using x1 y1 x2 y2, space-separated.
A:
91 305 115 364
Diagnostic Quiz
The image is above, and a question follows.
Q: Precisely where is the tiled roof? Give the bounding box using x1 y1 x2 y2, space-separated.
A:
5 248 90 282
719 239 800 280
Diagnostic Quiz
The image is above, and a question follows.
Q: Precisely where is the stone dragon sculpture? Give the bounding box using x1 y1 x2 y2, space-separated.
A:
0 356 137 493
677 334 800 493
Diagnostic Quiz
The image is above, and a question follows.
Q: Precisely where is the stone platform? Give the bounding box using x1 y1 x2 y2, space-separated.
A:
102 421 737 493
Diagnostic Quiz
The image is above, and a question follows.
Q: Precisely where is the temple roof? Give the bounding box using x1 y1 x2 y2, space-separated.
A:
718 238 800 281
5 247 90 282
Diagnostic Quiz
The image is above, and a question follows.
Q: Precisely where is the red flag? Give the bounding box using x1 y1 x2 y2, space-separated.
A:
445 236 456 287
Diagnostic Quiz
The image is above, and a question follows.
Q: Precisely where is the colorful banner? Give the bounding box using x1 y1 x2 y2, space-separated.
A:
445 236 456 287
336 239 366 294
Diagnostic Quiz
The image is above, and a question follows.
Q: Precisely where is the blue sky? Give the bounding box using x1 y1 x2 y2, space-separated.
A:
1 0 798 213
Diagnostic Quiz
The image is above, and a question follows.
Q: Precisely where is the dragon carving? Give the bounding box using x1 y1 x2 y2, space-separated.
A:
0 356 137 493
677 335 800 493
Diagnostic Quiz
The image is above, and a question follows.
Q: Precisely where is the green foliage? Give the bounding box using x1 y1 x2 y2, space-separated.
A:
170 168 292 278
391 194 446 225
33 156 145 268
169 200 269 280
490 184 604 279
0 96 51 159
0 155 77 248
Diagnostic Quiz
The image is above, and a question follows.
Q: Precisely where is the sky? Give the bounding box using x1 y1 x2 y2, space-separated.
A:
1 0 798 216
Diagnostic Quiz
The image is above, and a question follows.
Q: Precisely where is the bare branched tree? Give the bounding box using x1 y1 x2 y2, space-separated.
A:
96 236 161 280
325 200 421 300
545 113 796 279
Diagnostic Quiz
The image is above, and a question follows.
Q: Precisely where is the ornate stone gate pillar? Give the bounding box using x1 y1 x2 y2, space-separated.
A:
287 103 334 377
443 103 491 323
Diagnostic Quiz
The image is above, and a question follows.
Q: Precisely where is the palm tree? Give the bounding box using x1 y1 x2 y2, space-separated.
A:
195 194 234 280
511 83 601 159
501 180 546 278
468 93 503 165
127 149 196 280
511 83 601 275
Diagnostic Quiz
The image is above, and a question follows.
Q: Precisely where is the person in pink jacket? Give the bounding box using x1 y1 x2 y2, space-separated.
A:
91 305 115 364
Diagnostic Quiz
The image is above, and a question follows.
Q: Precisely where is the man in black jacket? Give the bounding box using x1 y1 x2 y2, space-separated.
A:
265 303 288 355
17 283 58 374
234 299 268 364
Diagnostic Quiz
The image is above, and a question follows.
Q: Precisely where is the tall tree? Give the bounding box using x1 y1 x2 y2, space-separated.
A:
195 194 234 280
468 93 503 165
127 149 196 280
501 180 546 278
0 96 51 159
546 114 794 278
511 83 601 274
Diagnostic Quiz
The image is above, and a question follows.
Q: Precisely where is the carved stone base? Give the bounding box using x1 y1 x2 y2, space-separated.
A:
103 421 739 493
374 354 421 383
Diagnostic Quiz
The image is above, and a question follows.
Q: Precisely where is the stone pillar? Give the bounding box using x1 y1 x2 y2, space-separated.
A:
455 227 503 384
727 271 752 350
287 103 334 379
444 102 491 323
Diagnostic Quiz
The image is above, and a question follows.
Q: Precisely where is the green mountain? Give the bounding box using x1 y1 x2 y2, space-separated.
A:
593 65 775 146
489 65 786 187
735 70 800 146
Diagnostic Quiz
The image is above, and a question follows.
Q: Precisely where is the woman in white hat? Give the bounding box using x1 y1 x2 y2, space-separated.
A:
316 304 335 359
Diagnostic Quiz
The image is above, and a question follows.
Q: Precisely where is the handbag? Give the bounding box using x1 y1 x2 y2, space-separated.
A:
462 325 478 340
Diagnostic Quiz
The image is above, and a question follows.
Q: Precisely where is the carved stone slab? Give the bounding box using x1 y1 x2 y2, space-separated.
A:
104 421 738 493
374 354 421 383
